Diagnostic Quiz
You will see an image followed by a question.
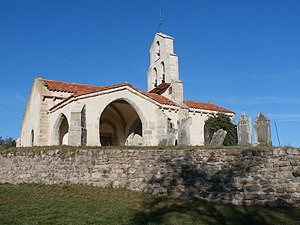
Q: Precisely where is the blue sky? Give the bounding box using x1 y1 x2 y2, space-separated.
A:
0 0 299 147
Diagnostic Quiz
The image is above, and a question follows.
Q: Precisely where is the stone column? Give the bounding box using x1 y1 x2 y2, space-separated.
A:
237 112 252 146
68 104 87 146
254 111 272 147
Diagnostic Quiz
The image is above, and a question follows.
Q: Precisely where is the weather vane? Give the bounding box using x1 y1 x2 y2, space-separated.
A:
159 10 163 33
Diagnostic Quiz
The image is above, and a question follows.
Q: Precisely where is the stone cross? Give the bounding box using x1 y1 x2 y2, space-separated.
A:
254 111 272 147
237 112 252 146
209 129 227 146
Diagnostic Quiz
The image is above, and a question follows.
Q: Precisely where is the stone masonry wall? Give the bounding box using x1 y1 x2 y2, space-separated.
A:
0 147 299 206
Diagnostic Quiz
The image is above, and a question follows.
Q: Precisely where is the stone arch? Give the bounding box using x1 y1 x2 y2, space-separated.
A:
99 98 145 146
52 113 69 145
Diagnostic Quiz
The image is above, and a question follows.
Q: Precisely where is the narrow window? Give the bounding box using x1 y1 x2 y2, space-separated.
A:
161 61 165 83
30 130 34 146
153 68 158 87
156 41 160 58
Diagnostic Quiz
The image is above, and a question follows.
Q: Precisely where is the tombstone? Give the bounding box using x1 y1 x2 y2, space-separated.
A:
237 112 252 146
204 123 211 145
209 129 227 146
126 133 143 146
177 109 192 146
254 111 272 147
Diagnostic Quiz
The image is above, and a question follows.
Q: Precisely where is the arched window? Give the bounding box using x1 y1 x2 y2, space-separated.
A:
153 67 158 87
161 61 165 83
156 41 160 57
30 130 34 147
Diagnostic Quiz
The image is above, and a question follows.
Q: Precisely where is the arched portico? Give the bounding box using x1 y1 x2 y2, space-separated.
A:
52 113 69 145
99 99 143 146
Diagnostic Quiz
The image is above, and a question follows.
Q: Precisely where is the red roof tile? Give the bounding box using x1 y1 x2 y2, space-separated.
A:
43 78 233 113
43 78 175 108
43 79 103 96
184 100 234 114
144 92 174 105
149 82 171 94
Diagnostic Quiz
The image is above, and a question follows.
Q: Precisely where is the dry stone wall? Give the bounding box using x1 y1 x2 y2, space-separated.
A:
0 147 299 206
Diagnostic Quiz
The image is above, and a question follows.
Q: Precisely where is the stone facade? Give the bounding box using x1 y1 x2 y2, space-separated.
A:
18 32 234 147
1 147 299 206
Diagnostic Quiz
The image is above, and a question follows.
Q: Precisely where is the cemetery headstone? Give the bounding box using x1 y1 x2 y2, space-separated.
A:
237 112 252 146
254 111 272 147
209 129 227 146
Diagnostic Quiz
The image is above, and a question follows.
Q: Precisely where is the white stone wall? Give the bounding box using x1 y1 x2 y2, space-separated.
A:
19 78 43 147
48 87 177 146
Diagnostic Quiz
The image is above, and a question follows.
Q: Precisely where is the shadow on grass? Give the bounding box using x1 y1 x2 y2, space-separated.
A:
130 149 299 225
131 197 300 225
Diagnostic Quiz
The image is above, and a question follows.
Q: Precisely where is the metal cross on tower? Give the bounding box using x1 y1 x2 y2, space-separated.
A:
159 10 163 33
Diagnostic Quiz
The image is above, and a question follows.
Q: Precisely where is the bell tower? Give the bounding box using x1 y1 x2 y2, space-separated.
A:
147 33 184 106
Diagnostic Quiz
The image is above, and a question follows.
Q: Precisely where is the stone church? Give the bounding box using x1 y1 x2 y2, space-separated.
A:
19 33 234 147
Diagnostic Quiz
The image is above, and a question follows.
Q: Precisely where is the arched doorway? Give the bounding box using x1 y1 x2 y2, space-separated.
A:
59 115 69 145
99 100 143 146
53 113 69 145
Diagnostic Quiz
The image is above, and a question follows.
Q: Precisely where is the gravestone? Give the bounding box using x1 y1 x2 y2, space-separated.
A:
254 111 272 147
177 109 192 146
204 123 211 145
237 112 252 146
209 129 227 146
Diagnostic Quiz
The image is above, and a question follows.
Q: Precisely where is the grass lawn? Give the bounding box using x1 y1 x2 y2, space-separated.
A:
0 183 299 225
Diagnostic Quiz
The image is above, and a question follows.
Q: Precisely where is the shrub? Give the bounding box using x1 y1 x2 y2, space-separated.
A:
205 113 238 146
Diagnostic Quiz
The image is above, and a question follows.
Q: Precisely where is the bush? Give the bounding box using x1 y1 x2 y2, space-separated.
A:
0 137 16 149
205 113 238 146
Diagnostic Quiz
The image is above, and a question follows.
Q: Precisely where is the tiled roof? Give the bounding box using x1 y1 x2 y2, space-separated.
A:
149 82 171 94
42 78 233 113
144 92 174 105
42 78 175 106
184 100 234 114
43 79 103 96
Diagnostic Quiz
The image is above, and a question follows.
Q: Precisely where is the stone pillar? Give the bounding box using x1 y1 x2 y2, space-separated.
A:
254 111 272 147
237 112 252 146
68 104 87 146
177 109 191 146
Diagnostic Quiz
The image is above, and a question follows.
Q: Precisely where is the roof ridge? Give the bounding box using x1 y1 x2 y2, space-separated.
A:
43 78 102 88
184 100 234 114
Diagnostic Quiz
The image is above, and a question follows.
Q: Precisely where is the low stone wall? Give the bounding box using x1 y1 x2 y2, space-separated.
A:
0 147 299 206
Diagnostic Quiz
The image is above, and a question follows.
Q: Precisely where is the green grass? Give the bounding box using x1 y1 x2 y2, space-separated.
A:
0 184 299 225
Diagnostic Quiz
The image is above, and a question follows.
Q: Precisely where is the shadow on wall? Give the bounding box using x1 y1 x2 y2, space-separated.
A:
130 149 298 224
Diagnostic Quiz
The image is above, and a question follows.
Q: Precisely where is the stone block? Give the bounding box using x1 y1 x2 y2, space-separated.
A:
246 185 261 192
243 193 256 200
290 160 299 166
